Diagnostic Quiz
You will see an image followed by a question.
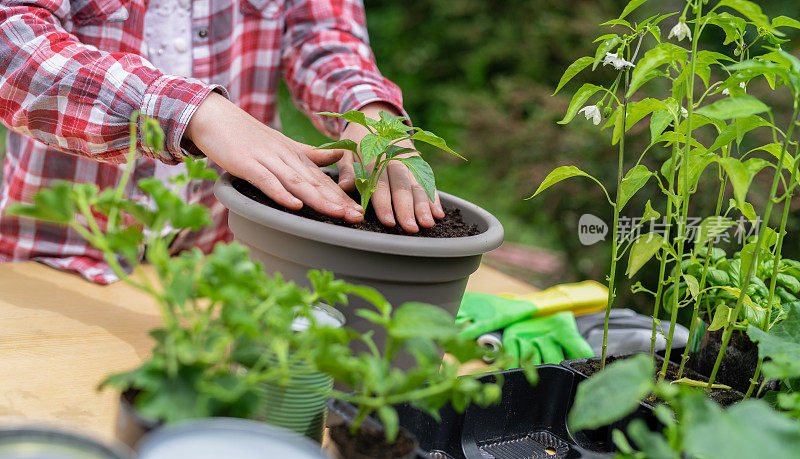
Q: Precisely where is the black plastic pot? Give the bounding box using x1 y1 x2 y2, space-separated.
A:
115 390 162 449
328 365 658 458
686 322 763 394
563 353 746 408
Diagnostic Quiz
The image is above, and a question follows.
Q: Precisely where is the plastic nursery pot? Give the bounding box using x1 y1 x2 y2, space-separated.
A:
136 418 327 459
328 366 636 459
562 353 745 408
686 319 767 394
254 303 343 442
115 389 162 450
0 425 132 459
326 399 419 459
214 171 504 368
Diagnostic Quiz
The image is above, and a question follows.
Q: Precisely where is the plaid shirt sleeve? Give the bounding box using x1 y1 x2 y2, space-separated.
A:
0 0 225 165
281 0 407 137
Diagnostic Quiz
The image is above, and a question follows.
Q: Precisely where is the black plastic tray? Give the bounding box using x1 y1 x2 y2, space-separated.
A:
328 364 657 458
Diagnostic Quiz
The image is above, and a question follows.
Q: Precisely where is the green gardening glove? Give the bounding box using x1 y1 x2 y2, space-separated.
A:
456 292 540 340
502 312 594 367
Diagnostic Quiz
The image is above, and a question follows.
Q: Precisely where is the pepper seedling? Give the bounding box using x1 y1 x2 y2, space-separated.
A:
317 110 465 212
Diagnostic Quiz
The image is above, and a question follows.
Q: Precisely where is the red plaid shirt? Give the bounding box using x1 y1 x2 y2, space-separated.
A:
0 0 403 283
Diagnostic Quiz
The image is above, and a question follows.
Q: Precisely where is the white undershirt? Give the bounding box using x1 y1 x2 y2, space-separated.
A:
143 0 193 198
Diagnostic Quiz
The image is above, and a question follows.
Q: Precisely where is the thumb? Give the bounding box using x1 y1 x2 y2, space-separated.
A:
305 147 344 166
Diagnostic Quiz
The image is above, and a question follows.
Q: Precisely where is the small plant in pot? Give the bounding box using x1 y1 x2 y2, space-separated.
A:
534 0 800 403
317 297 537 459
213 111 504 364
6 114 390 447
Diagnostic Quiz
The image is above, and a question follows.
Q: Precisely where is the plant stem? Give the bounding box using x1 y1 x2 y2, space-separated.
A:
659 1 703 382
706 103 800 390
744 150 799 398
677 172 727 378
600 42 636 370
650 140 680 358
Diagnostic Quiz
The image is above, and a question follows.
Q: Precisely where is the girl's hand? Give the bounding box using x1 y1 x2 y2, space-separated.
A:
186 92 364 223
335 102 445 233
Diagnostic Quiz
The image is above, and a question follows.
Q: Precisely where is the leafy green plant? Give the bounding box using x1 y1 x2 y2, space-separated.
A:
319 300 537 443
534 0 800 391
9 113 534 443
317 110 464 212
568 354 800 459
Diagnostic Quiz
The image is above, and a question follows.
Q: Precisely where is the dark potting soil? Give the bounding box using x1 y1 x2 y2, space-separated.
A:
329 424 416 459
232 177 481 238
687 326 763 394
569 355 743 407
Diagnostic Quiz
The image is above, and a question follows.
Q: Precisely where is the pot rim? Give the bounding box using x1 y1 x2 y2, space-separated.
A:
214 172 504 258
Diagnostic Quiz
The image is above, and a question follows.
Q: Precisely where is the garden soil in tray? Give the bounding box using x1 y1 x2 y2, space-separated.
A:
569 355 743 407
232 177 480 238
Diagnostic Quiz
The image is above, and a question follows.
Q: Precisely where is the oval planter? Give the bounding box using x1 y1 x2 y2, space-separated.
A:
214 171 504 366
137 418 327 459
0 426 132 459
115 390 162 450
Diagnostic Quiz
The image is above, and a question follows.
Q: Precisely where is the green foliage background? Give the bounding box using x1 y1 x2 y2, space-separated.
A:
1 0 799 309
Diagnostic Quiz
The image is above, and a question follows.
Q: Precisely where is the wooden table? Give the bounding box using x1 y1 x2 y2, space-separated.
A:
0 261 536 442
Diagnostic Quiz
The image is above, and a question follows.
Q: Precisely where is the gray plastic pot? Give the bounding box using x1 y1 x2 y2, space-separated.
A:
214 171 503 363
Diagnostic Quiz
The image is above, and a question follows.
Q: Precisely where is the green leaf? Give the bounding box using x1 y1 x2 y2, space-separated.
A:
717 157 772 208
553 56 594 95
622 99 669 142
410 129 464 160
389 302 458 340
716 0 781 36
773 16 800 30
694 51 735 88
627 233 666 277
360 134 392 165
378 406 400 443
619 0 648 20
684 274 700 299
593 37 621 70
568 354 654 431
398 156 436 201
628 44 688 97
683 397 800 459
558 84 603 124
618 165 653 210
748 301 800 379
708 304 734 332
182 157 219 181
748 143 795 169
385 145 415 159
317 139 358 153
531 165 596 197
695 95 770 120
705 12 746 45
694 216 736 253
642 200 660 222
650 109 673 144
7 182 75 225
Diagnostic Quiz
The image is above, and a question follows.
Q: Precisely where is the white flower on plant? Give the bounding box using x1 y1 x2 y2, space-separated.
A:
602 52 635 70
579 105 603 125
669 21 692 42
722 82 746 96
681 107 689 118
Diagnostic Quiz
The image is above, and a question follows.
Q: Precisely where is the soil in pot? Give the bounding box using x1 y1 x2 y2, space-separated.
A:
328 424 417 459
232 177 480 237
568 355 743 407
687 323 762 394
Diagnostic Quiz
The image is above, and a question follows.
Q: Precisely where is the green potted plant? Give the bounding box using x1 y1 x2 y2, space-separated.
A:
534 0 800 400
213 111 504 359
317 299 534 458
6 114 388 447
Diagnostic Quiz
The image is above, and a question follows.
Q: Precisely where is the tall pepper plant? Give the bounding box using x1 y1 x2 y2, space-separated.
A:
534 0 800 393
